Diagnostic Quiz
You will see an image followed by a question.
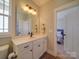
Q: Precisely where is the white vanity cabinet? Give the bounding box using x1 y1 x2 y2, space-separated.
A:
12 35 47 59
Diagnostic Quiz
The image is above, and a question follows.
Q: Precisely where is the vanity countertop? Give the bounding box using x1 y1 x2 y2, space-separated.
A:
12 34 47 45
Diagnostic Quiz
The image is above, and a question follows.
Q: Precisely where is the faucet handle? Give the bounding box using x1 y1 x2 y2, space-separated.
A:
30 32 33 37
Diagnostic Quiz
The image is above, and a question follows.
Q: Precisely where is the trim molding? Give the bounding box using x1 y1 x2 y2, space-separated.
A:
55 1 79 12
54 1 79 57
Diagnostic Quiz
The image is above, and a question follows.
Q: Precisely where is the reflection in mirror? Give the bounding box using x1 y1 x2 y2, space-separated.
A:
16 0 39 36
16 9 32 36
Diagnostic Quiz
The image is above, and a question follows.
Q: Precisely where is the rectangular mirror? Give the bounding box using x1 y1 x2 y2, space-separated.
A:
15 0 40 36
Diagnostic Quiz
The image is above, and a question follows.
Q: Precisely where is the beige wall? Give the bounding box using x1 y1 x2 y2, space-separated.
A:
39 0 74 55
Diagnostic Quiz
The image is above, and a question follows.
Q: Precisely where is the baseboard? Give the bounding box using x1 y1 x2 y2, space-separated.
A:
47 49 57 57
66 51 77 58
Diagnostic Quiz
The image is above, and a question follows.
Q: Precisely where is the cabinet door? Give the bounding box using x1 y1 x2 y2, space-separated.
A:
17 42 33 59
33 39 43 59
18 49 32 59
43 39 47 53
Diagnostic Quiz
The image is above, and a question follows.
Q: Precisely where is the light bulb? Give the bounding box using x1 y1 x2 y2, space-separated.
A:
29 9 37 15
32 11 37 15
24 6 29 11
29 9 34 13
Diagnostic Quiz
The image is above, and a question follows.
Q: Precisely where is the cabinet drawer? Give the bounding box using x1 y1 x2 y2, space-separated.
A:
17 42 32 53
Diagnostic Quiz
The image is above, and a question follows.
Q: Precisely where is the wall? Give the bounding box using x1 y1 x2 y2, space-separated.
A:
39 0 75 55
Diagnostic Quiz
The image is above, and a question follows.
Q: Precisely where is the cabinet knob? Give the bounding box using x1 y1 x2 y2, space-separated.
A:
38 45 40 47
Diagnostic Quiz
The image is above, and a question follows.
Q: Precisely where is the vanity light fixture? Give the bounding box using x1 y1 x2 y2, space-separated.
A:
24 4 37 15
28 6 34 13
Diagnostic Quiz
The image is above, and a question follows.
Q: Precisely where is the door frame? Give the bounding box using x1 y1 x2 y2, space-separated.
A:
54 1 79 56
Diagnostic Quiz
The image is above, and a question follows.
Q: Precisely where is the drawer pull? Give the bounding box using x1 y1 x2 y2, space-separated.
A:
24 46 29 48
30 50 32 52
38 45 40 47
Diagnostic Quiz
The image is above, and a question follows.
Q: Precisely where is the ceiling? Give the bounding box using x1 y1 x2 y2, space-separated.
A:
32 0 50 7
32 0 74 7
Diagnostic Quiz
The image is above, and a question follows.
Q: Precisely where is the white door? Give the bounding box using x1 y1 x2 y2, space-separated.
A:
57 6 79 57
43 39 47 53
33 39 43 59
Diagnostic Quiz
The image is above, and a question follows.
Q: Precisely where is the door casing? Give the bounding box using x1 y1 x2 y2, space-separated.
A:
54 1 79 56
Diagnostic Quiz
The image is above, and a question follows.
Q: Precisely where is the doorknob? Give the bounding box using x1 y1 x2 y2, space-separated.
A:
38 45 40 47
64 34 66 36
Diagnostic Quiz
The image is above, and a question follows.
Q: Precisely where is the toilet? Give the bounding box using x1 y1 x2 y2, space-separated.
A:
0 45 9 59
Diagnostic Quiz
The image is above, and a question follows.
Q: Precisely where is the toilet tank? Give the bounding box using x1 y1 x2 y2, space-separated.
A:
0 45 9 59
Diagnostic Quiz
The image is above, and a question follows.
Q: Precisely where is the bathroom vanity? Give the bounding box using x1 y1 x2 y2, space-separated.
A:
12 34 47 59
12 0 47 59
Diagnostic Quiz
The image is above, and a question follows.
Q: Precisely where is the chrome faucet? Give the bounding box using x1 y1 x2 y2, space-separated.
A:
28 32 33 37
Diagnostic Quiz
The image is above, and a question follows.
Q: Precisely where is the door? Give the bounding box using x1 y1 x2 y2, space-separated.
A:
33 39 44 59
57 6 79 57
43 39 47 53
